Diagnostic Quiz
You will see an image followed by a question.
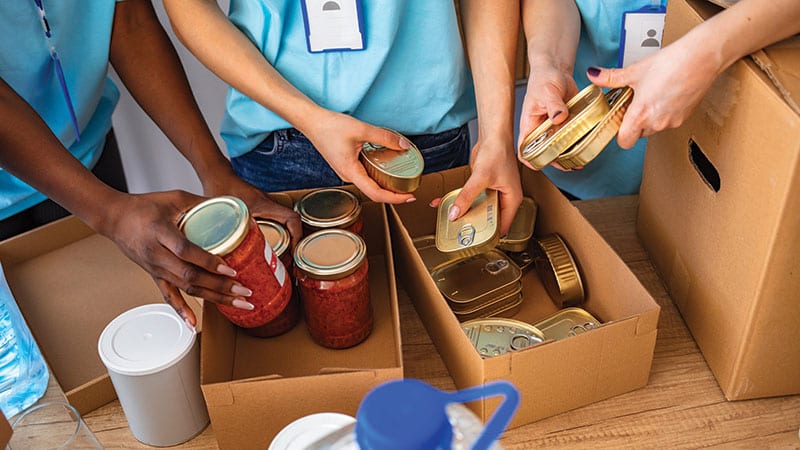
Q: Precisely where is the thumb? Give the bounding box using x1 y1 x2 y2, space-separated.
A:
586 66 629 89
364 126 412 152
448 177 486 223
541 88 570 125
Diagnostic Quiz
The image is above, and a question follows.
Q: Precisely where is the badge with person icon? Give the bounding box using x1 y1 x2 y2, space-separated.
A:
618 3 667 67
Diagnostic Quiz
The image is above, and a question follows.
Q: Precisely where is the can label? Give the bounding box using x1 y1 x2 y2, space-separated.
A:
264 243 287 286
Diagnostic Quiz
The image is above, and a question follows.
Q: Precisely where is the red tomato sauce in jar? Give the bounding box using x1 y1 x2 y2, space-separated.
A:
294 188 363 236
245 219 300 338
294 229 372 349
180 197 291 329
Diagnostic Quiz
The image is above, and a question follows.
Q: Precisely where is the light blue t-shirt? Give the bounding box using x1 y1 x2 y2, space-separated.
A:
543 1 666 199
222 0 476 158
0 2 120 220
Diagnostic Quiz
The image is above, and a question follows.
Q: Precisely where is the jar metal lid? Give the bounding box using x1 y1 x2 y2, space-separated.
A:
533 307 601 341
461 318 544 359
519 84 610 170
294 229 367 280
179 196 250 256
435 188 499 256
498 196 538 252
360 132 424 193
556 87 634 170
534 234 585 308
257 218 290 258
294 188 362 229
432 249 522 305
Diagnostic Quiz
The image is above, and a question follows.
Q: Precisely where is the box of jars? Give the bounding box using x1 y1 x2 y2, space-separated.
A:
198 193 403 450
389 165 660 429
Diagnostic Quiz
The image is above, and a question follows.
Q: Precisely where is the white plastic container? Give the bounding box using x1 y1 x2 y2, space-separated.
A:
98 304 209 446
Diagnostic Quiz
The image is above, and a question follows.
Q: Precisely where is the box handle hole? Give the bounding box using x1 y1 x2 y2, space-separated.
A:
688 138 720 192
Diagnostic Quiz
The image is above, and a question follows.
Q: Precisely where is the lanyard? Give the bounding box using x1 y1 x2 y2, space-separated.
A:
33 0 81 142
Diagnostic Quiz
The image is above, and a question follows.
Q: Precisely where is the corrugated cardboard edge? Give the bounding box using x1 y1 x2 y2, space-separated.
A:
0 409 11 448
750 39 800 115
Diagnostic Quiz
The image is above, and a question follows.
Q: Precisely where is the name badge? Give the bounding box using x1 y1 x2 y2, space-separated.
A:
618 4 666 67
301 0 365 53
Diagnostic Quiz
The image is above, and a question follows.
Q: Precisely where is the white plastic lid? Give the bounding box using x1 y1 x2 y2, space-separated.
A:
269 413 356 450
98 304 196 376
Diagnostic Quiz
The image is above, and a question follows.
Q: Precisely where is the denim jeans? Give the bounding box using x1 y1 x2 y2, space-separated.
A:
231 124 471 193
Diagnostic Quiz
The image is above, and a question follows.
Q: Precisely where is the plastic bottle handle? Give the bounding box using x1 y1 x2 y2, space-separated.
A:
446 380 520 450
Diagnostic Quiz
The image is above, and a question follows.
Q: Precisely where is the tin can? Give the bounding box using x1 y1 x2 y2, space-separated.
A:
452 291 523 323
533 307 601 341
435 189 499 258
556 87 634 169
179 196 291 328
244 219 300 338
498 197 537 252
502 249 534 274
461 318 545 359
412 234 456 273
519 84 610 170
534 234 584 308
360 132 424 193
294 188 363 236
294 229 372 349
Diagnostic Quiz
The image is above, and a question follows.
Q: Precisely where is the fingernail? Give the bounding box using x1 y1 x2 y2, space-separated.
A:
405 197 417 203
232 299 255 310
184 318 196 333
587 66 601 77
231 284 253 297
448 205 460 221
549 110 565 121
218 264 237 277
399 138 412 149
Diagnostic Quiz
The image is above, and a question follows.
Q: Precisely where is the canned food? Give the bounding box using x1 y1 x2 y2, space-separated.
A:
534 234 584 308
435 189 499 257
498 197 537 252
556 87 634 169
244 219 300 338
502 249 534 274
461 318 545 358
412 234 455 273
294 229 372 349
519 84 610 170
533 307 601 341
294 188 363 236
452 291 523 323
179 196 291 328
360 132 424 193
432 250 522 309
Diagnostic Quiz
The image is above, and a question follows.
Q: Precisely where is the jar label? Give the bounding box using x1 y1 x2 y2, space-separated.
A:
264 242 287 286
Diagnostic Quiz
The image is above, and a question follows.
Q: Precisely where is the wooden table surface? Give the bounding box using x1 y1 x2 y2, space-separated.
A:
48 196 800 448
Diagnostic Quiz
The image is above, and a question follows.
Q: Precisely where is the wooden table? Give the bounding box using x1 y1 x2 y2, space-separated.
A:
58 196 800 448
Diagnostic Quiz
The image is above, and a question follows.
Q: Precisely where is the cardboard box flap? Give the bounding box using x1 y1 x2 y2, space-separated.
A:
0 410 10 449
751 37 800 115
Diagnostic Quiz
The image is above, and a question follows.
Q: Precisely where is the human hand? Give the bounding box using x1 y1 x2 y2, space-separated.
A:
301 112 417 204
97 191 254 328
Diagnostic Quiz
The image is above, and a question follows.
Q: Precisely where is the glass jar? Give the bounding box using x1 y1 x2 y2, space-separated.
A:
294 188 363 236
180 196 291 328
244 219 300 338
294 229 372 349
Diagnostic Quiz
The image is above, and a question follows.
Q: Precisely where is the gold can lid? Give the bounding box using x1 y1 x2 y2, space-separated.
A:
294 188 361 229
461 318 544 358
412 234 454 273
435 189 499 255
534 234 585 308
256 218 290 258
360 133 424 193
556 87 634 170
179 196 250 256
449 281 522 314
432 250 521 305
294 229 366 280
453 291 523 323
533 307 601 341
519 84 610 169
498 197 538 252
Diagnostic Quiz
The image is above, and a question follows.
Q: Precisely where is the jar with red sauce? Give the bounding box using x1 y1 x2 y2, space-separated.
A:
179 196 291 328
294 229 372 349
294 188 363 236
244 219 300 338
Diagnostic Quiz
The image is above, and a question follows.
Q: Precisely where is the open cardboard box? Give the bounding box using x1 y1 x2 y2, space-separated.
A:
638 0 800 400
0 217 198 415
390 166 660 428
0 410 10 448
200 199 403 450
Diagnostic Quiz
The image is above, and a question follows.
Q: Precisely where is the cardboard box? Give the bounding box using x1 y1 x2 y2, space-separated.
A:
637 0 800 400
390 166 660 427
200 200 403 449
0 410 10 448
0 217 187 415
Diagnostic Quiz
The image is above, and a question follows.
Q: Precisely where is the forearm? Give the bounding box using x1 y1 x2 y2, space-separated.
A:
163 0 327 135
522 0 580 76
0 78 124 230
460 0 519 141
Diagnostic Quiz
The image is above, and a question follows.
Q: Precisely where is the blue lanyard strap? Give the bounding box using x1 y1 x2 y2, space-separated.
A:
32 0 81 142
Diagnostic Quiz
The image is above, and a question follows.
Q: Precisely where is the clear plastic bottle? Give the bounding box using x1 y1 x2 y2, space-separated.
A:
0 262 49 418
